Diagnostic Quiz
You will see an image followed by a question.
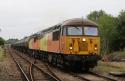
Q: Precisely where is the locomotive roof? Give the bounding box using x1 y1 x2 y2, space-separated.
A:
12 18 98 46
30 18 98 37
62 18 98 26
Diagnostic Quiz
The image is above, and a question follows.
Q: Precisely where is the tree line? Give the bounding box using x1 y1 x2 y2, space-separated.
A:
87 10 125 55
0 37 5 45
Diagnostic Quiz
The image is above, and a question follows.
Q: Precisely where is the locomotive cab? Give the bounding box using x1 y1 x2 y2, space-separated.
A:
59 18 100 69
61 26 100 55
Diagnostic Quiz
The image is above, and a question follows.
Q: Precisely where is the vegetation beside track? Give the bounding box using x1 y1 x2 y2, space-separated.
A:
88 10 125 56
0 46 5 61
109 50 125 61
94 61 125 73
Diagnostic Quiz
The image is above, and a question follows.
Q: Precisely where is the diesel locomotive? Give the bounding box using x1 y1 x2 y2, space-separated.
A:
12 18 100 70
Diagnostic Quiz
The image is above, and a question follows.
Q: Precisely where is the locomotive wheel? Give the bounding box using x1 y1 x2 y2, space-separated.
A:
57 55 63 65
82 66 89 72
54 54 57 65
56 55 59 64
32 51 35 57
48 54 52 63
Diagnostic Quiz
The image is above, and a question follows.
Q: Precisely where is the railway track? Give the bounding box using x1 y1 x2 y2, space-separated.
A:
33 60 123 81
29 59 35 81
9 48 121 81
9 49 63 81
73 72 118 81
9 49 30 81
88 71 118 81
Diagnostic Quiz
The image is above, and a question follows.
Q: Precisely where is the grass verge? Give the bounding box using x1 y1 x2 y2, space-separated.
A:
109 50 125 61
0 46 5 61
94 61 125 73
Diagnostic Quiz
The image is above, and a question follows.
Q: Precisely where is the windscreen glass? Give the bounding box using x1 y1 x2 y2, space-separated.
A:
84 27 98 36
67 27 83 35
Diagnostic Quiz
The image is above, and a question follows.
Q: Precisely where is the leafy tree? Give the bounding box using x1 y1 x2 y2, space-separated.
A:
5 39 19 44
0 37 5 45
87 10 106 22
98 15 118 54
116 10 125 50
87 10 118 55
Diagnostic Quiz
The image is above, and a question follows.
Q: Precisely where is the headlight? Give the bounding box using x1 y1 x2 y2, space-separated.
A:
69 47 73 50
94 47 97 50
82 38 86 41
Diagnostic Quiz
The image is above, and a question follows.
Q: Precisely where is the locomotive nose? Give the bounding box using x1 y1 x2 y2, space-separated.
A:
67 37 88 54
66 37 100 55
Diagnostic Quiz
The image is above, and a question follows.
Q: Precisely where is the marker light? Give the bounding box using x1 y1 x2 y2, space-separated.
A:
82 38 86 41
69 47 73 50
94 47 97 50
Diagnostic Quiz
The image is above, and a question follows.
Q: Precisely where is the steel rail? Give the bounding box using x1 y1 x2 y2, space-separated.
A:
9 49 30 81
89 71 118 81
29 60 35 81
14 50 63 81
75 75 91 81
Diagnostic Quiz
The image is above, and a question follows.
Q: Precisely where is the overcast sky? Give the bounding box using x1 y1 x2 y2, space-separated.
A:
0 0 125 40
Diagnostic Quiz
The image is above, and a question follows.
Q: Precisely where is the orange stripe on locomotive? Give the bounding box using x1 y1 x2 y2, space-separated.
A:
29 37 40 50
47 33 60 53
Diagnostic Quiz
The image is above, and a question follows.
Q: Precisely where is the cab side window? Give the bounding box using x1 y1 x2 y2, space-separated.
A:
62 27 66 36
34 37 38 42
52 30 60 41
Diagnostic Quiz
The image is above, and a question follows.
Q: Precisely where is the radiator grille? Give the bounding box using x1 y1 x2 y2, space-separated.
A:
79 41 88 51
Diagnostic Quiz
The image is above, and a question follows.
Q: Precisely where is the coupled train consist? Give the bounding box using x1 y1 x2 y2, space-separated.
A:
12 18 100 70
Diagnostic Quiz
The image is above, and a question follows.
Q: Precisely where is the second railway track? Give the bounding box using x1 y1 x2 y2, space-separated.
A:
72 72 118 81
9 48 63 81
